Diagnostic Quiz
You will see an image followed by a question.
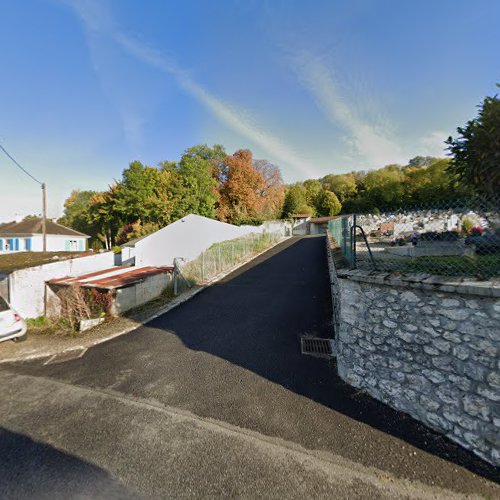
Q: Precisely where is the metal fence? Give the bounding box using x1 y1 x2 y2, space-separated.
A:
328 195 500 278
176 231 282 291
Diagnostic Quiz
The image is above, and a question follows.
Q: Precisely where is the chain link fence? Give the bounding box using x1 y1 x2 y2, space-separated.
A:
175 231 283 292
329 195 500 278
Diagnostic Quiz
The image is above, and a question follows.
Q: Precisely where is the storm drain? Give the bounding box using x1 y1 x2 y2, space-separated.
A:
301 337 333 358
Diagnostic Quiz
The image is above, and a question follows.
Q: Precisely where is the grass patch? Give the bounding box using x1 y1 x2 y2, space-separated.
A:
0 252 90 273
26 316 75 337
373 254 500 278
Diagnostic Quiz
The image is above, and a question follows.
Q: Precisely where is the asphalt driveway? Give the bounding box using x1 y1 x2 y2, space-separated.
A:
0 236 498 499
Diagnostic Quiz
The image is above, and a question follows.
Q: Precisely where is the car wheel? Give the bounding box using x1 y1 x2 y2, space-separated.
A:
13 332 28 342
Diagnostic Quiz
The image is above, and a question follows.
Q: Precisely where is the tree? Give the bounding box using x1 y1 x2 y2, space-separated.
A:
363 164 405 210
173 145 225 219
316 189 342 216
217 150 267 224
253 159 286 219
281 183 314 218
113 161 174 226
408 156 437 168
321 173 357 202
446 85 500 195
303 179 322 208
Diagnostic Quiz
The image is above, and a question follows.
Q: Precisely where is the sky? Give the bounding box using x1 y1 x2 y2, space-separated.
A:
0 0 499 221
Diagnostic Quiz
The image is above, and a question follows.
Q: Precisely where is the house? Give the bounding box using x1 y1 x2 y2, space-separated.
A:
0 218 89 252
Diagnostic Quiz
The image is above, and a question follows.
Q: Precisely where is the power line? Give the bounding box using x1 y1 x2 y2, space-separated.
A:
0 142 43 185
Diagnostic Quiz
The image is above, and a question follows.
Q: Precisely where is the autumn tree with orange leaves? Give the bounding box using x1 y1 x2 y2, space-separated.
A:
217 150 284 224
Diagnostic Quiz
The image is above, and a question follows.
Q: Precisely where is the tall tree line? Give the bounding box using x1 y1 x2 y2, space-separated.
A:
59 145 285 249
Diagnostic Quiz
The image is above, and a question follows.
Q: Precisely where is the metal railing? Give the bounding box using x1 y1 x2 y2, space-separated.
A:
329 195 500 278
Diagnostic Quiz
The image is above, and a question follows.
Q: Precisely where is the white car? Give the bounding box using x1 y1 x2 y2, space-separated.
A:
0 296 27 343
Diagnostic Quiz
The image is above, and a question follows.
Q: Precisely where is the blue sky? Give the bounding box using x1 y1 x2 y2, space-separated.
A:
1 0 499 220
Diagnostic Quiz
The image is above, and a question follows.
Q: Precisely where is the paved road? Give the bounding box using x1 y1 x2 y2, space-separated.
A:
1 236 498 499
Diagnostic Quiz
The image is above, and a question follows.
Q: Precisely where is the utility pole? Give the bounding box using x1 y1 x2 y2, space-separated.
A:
41 182 47 252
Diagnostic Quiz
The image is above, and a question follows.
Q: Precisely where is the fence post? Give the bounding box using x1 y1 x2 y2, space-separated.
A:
232 242 235 264
352 214 357 269
201 250 205 281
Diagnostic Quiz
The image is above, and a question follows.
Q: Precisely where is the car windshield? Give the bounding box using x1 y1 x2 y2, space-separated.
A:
0 297 9 312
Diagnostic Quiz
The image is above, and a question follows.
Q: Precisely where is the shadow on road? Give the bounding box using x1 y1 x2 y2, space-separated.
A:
147 236 500 484
5 236 499 490
0 427 141 500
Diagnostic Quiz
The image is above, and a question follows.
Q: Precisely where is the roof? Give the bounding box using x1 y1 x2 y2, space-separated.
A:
0 218 90 238
291 214 311 219
309 216 337 224
48 265 174 290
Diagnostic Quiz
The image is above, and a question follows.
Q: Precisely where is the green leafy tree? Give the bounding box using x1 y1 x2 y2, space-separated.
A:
363 164 405 210
316 189 342 216
321 173 357 202
446 85 500 195
281 183 314 218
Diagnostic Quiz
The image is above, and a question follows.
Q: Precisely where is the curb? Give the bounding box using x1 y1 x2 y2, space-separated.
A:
0 236 291 365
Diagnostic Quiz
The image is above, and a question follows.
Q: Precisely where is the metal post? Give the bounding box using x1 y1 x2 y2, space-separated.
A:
352 214 357 269
201 251 205 281
231 242 235 264
41 182 47 252
218 245 222 272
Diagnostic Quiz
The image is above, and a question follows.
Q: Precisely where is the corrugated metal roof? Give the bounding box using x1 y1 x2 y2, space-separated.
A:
48 266 174 290
0 218 90 237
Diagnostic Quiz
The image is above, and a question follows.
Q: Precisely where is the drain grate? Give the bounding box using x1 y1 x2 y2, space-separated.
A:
301 337 333 358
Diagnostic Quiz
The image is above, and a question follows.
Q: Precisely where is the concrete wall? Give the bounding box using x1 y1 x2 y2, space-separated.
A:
113 273 172 315
134 214 289 267
9 252 115 318
326 235 500 466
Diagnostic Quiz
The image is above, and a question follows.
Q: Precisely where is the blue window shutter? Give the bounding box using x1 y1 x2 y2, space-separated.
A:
25 238 31 251
8 239 13 251
65 240 70 251
15 239 19 251
0 239 3 251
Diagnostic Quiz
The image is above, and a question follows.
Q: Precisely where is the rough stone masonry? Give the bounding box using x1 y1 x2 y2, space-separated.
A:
327 236 500 467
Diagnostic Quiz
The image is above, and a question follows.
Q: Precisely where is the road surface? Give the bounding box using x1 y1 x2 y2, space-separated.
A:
0 236 498 499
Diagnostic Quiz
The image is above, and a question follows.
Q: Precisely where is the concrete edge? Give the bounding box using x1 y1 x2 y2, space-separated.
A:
0 236 291 364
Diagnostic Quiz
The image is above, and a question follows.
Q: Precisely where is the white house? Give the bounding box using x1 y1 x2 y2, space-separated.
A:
0 218 89 253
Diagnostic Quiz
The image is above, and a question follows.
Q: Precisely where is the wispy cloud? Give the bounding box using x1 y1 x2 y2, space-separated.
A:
291 51 407 168
63 0 318 178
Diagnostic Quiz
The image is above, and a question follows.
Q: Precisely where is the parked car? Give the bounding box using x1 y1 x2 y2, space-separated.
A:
0 296 27 343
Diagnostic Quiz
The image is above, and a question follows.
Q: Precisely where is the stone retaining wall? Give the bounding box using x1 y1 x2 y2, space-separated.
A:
326 235 500 466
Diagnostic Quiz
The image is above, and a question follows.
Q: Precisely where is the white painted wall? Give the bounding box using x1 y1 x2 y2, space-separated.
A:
30 234 88 252
134 214 286 267
0 234 87 252
9 252 115 318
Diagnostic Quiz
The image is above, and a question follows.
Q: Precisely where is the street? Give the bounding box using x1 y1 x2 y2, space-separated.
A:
1 236 498 499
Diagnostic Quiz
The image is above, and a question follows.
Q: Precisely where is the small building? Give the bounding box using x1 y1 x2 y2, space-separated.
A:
46 265 174 317
308 216 337 235
0 218 89 252
291 214 311 235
